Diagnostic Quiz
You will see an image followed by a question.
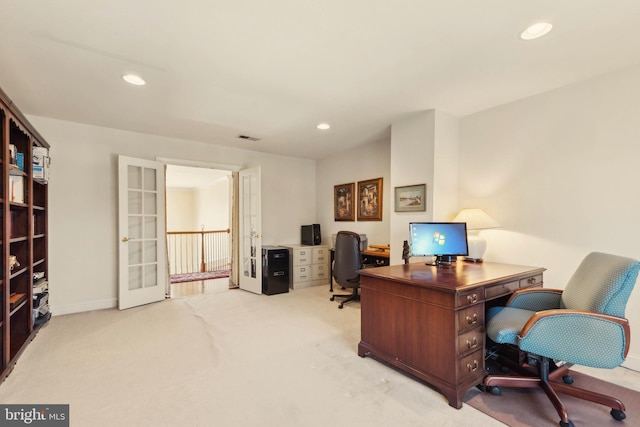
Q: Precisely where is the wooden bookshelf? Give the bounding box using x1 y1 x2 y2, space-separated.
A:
1 86 50 382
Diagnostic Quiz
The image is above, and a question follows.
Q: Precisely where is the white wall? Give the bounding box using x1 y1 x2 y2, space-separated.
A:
27 116 316 314
389 110 459 265
316 139 390 249
195 178 230 231
458 64 640 369
166 188 197 231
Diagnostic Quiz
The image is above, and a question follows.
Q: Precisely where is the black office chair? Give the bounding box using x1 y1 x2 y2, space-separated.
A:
330 231 362 309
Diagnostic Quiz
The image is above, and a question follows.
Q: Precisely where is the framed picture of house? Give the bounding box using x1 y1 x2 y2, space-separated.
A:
394 184 426 212
357 177 383 221
334 183 355 221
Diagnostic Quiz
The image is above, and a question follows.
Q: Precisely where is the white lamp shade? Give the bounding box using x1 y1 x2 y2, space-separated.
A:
452 208 500 230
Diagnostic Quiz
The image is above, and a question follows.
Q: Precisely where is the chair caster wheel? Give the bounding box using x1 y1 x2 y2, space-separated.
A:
338 304 344 309
562 375 574 384
488 386 501 395
610 409 626 421
559 420 574 427
330 296 335 301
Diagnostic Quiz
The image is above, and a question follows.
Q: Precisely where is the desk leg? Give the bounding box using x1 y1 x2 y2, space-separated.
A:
329 251 334 292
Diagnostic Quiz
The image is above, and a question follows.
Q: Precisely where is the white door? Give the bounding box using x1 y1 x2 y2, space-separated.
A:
118 155 167 309
238 167 262 294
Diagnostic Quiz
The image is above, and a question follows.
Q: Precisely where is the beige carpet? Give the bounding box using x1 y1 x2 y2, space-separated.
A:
0 285 638 426
465 370 640 426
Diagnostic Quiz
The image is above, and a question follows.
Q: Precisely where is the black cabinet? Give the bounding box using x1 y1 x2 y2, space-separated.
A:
262 246 290 295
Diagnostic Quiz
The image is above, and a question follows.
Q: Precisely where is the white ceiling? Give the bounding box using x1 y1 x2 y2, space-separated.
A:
2 1 640 160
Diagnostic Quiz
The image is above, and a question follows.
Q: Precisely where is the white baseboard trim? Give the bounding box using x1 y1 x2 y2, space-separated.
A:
51 299 117 316
622 353 640 372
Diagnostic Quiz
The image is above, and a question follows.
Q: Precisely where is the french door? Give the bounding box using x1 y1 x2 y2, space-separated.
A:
118 155 167 309
238 167 262 294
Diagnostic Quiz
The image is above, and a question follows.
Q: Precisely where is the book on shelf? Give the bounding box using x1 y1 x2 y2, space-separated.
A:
33 291 49 308
9 293 27 310
33 279 49 294
9 174 25 203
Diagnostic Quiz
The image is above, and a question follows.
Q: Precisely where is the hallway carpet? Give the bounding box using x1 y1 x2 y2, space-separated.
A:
169 269 230 283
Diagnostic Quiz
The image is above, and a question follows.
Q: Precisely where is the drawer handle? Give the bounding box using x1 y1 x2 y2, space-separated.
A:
467 360 479 372
528 277 537 284
467 294 478 304
466 313 478 325
274 271 285 276
466 337 478 349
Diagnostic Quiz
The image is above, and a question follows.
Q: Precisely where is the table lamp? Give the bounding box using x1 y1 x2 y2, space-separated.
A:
452 208 500 262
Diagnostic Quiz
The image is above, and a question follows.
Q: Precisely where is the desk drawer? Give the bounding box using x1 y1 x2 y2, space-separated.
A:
457 289 484 308
485 280 519 300
457 305 484 332
458 329 483 357
520 275 543 289
458 350 484 381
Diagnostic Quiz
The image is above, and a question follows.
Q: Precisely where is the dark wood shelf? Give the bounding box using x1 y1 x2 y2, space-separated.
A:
2 84 50 382
10 266 28 279
9 293 27 313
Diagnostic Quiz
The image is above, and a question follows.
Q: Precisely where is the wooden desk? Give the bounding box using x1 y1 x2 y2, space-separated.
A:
357 261 545 409
361 249 390 268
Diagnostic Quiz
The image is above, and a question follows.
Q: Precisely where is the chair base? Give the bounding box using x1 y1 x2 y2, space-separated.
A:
330 287 359 309
483 354 626 426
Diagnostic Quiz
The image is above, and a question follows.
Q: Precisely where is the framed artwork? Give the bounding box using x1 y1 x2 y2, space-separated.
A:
334 183 355 221
394 184 426 212
357 177 383 221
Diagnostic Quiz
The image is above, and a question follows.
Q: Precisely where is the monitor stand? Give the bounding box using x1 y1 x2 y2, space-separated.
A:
426 255 457 268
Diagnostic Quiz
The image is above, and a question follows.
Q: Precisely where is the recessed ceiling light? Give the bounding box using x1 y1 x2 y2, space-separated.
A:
317 123 330 130
122 74 146 86
520 22 553 40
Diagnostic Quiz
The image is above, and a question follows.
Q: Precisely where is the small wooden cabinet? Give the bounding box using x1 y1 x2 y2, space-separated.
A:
285 244 330 289
1 87 50 382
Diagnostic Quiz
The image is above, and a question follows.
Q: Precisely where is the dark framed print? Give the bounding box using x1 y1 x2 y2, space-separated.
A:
334 183 355 221
394 184 426 212
357 177 383 221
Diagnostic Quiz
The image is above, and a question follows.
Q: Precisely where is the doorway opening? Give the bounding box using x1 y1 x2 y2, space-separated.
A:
165 164 234 297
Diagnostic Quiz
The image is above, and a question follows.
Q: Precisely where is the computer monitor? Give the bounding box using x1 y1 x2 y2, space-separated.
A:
409 222 469 265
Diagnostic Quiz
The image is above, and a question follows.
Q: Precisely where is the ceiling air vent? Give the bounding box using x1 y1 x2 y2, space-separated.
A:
237 134 260 142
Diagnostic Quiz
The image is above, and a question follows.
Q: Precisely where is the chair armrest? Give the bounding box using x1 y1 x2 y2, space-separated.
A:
518 310 630 368
506 288 563 311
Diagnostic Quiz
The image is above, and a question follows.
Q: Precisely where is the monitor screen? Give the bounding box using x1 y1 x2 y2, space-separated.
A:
409 222 469 261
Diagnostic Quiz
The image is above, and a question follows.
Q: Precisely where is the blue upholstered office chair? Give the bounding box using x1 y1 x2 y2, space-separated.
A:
330 231 362 309
483 252 640 427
